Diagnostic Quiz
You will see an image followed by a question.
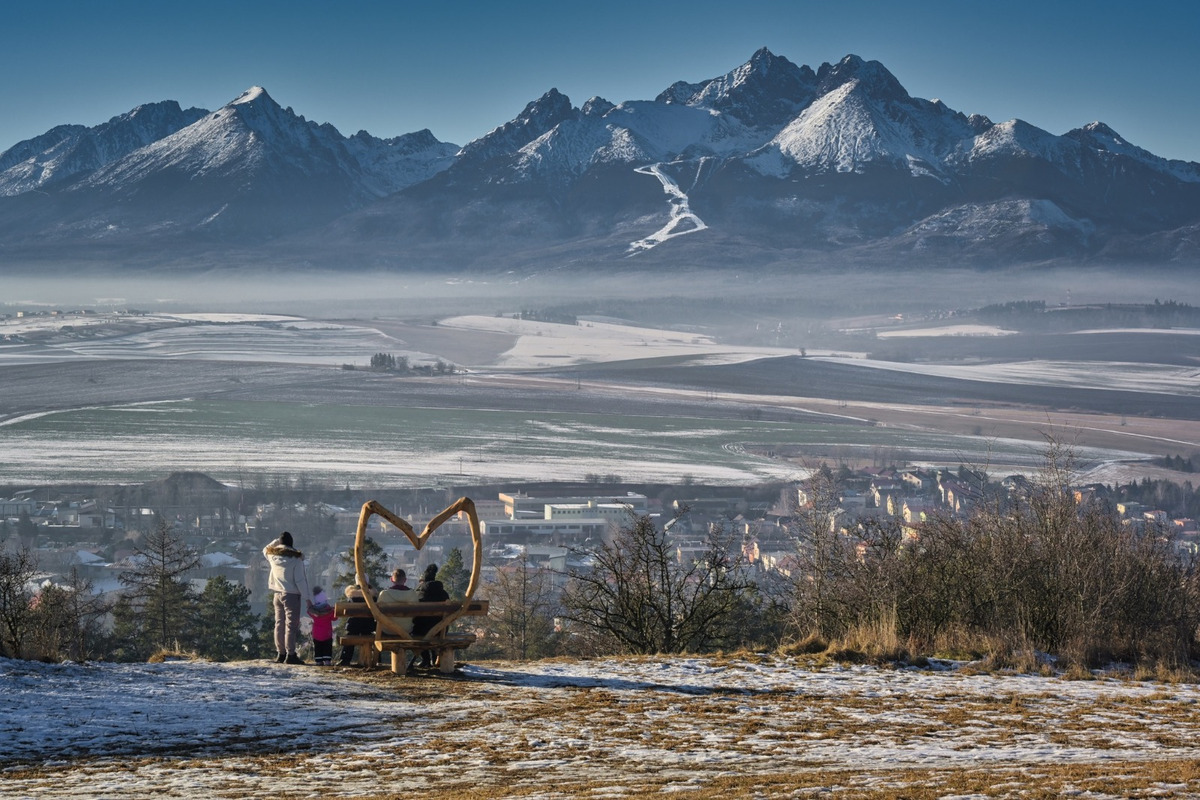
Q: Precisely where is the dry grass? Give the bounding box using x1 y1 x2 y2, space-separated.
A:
146 648 199 664
6 656 1200 799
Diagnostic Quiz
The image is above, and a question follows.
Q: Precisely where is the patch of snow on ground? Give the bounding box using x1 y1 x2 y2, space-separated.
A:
816 356 1200 396
440 315 795 368
5 655 1200 798
0 313 435 368
876 324 1018 338
1070 327 1200 336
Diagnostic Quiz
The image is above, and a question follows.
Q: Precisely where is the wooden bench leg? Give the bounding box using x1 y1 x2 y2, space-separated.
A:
438 647 455 674
390 649 407 676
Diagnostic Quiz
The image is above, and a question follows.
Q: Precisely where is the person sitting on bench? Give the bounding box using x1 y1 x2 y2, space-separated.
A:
377 568 418 634
412 563 450 668
336 584 376 667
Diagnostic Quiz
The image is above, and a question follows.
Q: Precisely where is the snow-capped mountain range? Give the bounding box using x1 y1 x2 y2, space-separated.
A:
2 49 1198 272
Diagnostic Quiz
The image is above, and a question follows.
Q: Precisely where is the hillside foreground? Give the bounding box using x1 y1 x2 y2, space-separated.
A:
3 655 1199 798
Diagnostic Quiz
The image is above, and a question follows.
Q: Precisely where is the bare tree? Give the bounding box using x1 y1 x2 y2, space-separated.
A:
29 569 110 662
485 554 561 660
560 513 756 654
0 547 38 659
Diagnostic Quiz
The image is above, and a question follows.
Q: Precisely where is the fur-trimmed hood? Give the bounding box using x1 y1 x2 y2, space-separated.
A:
264 542 303 559
263 538 311 597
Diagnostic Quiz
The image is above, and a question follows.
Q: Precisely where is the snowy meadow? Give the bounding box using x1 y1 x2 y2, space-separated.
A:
3 655 1199 798
0 310 1177 488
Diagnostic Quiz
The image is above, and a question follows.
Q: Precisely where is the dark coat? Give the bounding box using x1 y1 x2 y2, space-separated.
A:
412 578 450 636
340 595 376 635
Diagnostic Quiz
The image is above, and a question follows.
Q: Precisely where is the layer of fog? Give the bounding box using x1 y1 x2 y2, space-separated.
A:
3 266 1193 326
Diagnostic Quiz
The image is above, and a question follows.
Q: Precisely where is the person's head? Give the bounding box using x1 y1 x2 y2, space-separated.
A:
423 563 438 582
312 587 329 606
344 584 361 599
391 568 407 586
280 531 293 547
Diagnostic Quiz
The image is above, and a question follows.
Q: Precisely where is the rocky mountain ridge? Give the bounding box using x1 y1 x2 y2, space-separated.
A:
1 50 1197 272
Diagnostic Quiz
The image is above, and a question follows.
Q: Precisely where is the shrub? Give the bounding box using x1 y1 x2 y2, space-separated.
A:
786 442 1200 669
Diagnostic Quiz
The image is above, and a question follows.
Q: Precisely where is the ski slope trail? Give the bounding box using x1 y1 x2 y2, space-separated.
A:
628 163 708 253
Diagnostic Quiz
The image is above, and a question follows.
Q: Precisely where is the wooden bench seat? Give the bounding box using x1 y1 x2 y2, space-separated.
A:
376 632 478 675
335 600 489 675
334 633 378 668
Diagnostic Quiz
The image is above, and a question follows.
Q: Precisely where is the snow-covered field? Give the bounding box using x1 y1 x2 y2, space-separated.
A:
3 655 1199 798
875 324 1018 338
1 309 1193 488
0 312 443 368
816 355 1200 397
0 398 814 486
439 314 800 368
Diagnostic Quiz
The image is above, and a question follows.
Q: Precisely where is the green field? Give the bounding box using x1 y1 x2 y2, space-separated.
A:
0 398 1140 487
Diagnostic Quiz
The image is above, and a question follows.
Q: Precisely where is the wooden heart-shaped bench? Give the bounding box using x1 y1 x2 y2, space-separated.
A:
351 497 486 675
334 600 489 673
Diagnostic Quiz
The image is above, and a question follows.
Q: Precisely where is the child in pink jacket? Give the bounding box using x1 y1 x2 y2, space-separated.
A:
308 588 336 666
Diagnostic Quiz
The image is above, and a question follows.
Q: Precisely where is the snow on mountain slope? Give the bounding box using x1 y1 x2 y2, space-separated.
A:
753 81 894 175
511 114 635 180
344 128 459 195
659 47 818 130
0 101 206 196
82 87 355 187
733 55 986 180
509 97 767 183
966 118 1079 167
627 163 708 252
901 198 1095 248
605 100 761 159
79 87 454 199
456 88 576 167
1065 121 1200 183
1 49 1198 268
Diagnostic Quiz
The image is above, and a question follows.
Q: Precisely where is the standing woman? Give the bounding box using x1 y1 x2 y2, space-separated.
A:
262 531 312 664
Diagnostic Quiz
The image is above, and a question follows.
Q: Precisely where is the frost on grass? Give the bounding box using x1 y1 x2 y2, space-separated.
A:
4 655 1200 798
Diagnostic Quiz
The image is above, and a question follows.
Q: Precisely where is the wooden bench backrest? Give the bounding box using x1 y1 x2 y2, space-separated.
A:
353 497 483 640
335 600 489 617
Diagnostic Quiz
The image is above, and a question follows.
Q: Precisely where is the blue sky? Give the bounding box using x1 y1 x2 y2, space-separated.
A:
3 0 1198 161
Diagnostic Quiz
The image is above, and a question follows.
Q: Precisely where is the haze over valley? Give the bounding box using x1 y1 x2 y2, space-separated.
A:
4 268 1197 490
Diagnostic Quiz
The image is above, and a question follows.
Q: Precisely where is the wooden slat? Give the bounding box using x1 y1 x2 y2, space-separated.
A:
374 633 477 650
335 600 489 617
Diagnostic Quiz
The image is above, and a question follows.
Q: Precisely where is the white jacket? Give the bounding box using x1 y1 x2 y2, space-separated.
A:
263 538 311 598
376 585 418 634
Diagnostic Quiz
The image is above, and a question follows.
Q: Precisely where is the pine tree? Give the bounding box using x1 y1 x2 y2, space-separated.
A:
437 547 470 600
336 536 388 593
193 576 261 661
118 519 202 655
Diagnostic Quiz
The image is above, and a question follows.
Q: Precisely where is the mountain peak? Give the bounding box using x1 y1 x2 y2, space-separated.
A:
657 47 817 128
582 96 615 117
816 55 907 99
1081 121 1120 138
231 86 272 106
520 88 574 122
748 46 776 66
456 88 578 165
